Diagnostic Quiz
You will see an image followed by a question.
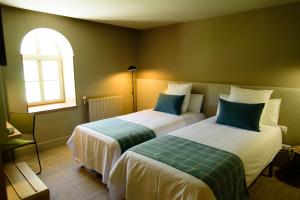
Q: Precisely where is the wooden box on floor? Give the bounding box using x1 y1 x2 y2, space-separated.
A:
4 162 49 200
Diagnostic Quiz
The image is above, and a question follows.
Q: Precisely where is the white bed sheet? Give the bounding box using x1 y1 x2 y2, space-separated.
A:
108 117 282 200
67 109 205 184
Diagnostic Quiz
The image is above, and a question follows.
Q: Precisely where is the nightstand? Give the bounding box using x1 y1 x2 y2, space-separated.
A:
291 146 300 183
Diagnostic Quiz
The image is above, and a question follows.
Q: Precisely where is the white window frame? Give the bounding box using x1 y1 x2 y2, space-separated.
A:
21 32 65 107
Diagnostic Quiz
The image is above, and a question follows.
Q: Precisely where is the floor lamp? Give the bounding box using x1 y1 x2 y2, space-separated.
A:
128 66 137 112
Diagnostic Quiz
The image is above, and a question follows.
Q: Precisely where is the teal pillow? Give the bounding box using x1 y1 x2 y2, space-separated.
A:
154 93 185 115
216 98 265 132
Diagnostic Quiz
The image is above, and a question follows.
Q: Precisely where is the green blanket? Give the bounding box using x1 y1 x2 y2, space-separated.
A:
82 118 156 153
130 135 249 200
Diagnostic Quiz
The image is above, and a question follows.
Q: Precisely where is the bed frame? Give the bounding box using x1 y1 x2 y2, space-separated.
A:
137 78 300 146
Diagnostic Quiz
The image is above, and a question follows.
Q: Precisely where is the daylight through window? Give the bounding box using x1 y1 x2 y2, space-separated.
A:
21 28 76 110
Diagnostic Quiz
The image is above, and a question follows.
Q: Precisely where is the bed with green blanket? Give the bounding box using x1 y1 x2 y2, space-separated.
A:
67 109 205 185
129 135 248 200
82 118 156 153
108 116 282 200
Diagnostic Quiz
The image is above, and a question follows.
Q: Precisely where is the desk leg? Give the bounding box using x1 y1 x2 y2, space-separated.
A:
11 150 15 164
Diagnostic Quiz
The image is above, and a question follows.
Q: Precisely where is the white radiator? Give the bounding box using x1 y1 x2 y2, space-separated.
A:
88 95 123 122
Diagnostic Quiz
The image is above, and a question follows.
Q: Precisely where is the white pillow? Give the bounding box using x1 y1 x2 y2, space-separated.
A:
216 93 229 116
217 89 280 127
165 83 192 113
229 86 276 127
220 93 229 101
229 86 273 104
260 99 281 126
187 94 204 113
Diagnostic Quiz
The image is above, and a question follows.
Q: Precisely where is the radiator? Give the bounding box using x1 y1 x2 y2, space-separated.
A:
88 95 123 122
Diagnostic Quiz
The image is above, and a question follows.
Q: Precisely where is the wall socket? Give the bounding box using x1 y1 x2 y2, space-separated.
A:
82 96 87 105
282 144 291 151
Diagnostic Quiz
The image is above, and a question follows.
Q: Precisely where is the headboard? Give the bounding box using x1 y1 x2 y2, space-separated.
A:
137 78 300 145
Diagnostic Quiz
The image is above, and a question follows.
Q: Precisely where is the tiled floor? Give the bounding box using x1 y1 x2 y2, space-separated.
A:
19 145 300 200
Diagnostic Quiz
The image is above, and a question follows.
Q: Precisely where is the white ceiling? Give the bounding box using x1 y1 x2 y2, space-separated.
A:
0 0 299 30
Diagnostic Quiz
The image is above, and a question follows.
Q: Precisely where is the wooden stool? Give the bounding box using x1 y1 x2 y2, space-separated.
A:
5 162 49 200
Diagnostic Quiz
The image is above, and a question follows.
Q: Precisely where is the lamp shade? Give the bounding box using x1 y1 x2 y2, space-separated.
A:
128 65 137 71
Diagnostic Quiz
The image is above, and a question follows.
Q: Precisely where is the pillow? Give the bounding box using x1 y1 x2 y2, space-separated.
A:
216 98 265 132
229 86 273 104
187 94 204 113
260 99 281 126
154 93 185 115
229 86 273 126
220 93 229 101
165 83 192 113
216 93 229 116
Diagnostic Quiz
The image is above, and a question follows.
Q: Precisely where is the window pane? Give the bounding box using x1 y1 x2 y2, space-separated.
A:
25 82 41 103
44 81 61 100
23 61 39 81
21 33 36 55
41 61 59 80
38 33 59 55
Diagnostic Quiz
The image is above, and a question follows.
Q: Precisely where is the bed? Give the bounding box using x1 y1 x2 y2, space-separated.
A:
67 109 205 184
108 116 282 200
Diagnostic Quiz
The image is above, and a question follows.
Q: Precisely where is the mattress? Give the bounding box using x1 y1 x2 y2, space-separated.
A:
108 116 282 200
67 109 205 184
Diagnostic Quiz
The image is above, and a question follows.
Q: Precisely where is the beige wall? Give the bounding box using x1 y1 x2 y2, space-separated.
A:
137 2 300 88
1 6 138 148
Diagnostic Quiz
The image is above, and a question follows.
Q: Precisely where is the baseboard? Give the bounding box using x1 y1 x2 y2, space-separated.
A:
14 135 71 158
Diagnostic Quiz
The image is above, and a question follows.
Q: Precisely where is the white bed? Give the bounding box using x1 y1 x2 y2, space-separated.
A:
67 109 205 184
108 116 282 200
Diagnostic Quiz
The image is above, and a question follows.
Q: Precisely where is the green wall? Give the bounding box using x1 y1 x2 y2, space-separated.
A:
1 6 138 149
2 2 300 149
138 2 300 88
0 68 7 144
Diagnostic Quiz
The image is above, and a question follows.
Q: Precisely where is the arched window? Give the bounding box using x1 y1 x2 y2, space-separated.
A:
21 28 76 111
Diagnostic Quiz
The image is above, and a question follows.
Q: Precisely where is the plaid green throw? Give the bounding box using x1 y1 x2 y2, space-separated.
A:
82 118 156 153
130 135 249 200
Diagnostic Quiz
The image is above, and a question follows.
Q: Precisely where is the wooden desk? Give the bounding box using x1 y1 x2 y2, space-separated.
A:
6 122 21 140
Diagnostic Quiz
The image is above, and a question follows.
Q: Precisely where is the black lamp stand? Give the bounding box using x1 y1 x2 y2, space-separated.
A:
128 66 137 112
